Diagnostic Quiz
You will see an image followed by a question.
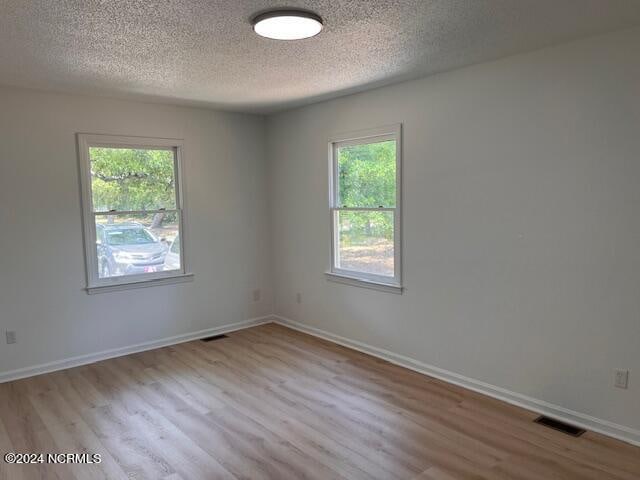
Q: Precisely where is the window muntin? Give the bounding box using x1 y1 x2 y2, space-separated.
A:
329 126 401 287
78 135 186 290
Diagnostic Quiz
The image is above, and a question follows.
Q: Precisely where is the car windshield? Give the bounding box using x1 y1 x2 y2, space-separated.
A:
105 228 156 246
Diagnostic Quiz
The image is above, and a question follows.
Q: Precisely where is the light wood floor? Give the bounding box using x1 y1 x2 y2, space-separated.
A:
1 323 638 480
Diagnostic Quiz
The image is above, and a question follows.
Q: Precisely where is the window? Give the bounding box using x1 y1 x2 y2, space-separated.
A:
78 134 191 293
328 125 402 292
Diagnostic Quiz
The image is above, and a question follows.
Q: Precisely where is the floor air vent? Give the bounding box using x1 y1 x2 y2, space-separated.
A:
534 416 586 437
200 334 228 342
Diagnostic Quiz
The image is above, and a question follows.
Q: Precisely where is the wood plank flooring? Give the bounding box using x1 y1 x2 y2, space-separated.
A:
0 323 638 480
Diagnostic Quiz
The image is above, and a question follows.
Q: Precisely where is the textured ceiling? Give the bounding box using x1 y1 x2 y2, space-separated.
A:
2 1 640 113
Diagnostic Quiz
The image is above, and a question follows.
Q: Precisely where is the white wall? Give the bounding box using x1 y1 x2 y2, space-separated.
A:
1 25 638 444
267 27 640 435
0 87 272 375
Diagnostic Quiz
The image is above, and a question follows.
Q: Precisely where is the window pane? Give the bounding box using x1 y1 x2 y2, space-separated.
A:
338 140 396 208
89 147 176 212
336 210 394 277
95 212 180 278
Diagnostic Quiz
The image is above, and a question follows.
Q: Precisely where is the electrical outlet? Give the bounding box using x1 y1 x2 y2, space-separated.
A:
5 331 16 344
614 369 629 389
252 289 261 302
296 292 302 304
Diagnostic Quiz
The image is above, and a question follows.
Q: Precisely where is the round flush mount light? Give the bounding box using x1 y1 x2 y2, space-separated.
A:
252 9 323 40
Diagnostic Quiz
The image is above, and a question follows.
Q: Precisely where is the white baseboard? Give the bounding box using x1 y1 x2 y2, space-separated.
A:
273 315 640 447
0 315 273 384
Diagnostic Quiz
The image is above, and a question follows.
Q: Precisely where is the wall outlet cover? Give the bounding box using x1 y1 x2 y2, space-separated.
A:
614 369 629 389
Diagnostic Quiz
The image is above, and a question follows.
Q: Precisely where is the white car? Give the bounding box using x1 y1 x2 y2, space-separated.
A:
163 235 181 271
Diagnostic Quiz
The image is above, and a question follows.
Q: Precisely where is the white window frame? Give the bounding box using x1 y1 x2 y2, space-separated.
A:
326 124 403 293
77 133 192 294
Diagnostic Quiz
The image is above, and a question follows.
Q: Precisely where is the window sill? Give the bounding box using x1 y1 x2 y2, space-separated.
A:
86 273 194 295
325 272 403 294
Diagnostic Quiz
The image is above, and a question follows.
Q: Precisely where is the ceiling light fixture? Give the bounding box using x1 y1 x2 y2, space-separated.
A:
252 9 323 40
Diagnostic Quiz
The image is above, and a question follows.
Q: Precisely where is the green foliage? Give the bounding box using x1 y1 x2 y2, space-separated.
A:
339 210 394 246
338 140 395 208
90 147 176 212
338 141 395 243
